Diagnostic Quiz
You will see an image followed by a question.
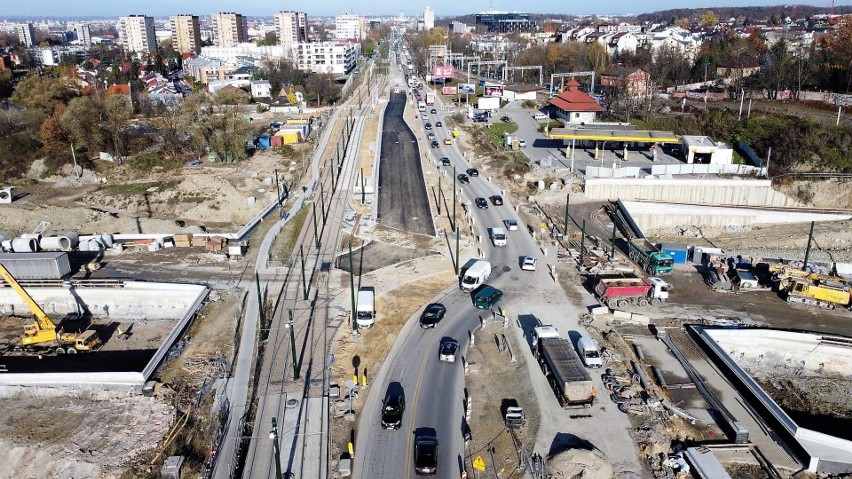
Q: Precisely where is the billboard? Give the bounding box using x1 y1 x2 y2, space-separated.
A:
484 85 504 97
442 86 458 95
458 83 476 95
432 65 455 79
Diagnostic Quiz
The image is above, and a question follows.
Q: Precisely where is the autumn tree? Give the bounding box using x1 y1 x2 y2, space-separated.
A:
699 11 719 27
304 73 340 106
824 16 852 92
61 94 133 159
586 41 610 74
674 18 690 28
39 103 71 156
10 76 77 114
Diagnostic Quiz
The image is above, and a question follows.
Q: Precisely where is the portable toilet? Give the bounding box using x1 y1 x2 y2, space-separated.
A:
270 135 283 147
257 134 271 150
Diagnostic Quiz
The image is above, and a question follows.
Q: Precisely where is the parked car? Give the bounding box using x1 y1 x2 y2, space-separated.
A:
427 133 436 140
518 139 527 148
381 383 406 430
430 108 437 114
500 115 511 123
439 339 459 363
457 173 470 184
490 195 504 206
425 123 432 130
504 218 519 231
475 197 488 209
422 114 430 121
419 303 447 328
521 256 537 271
441 157 451 166
435 121 442 127
466 168 479 177
431 140 440 148
414 435 438 475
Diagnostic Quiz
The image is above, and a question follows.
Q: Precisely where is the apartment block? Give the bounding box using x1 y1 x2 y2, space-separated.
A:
170 14 202 54
335 13 365 41
74 24 92 46
119 15 156 53
17 23 37 47
275 11 308 44
294 41 359 75
212 12 248 47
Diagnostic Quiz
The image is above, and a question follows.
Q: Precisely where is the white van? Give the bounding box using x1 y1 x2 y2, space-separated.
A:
533 113 549 121
461 260 492 292
356 287 375 328
576 336 602 368
490 227 507 247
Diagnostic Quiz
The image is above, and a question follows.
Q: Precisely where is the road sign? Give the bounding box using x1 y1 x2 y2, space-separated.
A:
473 456 486 471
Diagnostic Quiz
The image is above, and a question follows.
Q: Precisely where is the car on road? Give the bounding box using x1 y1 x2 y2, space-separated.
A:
422 114 430 120
414 435 438 475
521 256 537 271
431 140 440 148
473 284 503 309
439 339 459 363
435 121 442 127
504 218 519 231
419 303 446 328
475 197 488 209
424 123 432 130
440 157 451 166
518 139 527 148
427 132 436 140
443 138 453 145
466 168 479 177
457 173 470 184
430 108 437 114
381 383 406 430
490 195 504 206
500 115 511 123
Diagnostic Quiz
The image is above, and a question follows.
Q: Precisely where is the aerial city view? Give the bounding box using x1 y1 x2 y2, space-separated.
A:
1 0 852 477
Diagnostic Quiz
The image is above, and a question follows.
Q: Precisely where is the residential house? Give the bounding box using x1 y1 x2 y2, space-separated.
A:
251 80 272 98
600 66 651 98
650 27 703 61
547 78 603 124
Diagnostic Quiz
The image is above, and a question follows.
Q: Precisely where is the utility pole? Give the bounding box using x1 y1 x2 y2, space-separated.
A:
270 418 282 479
611 219 617 257
578 220 586 272
300 245 308 300
288 310 299 380
312 203 321 249
738 89 745 120
349 240 357 330
256 272 266 341
361 168 366 205
802 221 815 271
454 166 459 275
275 169 282 206
564 194 570 235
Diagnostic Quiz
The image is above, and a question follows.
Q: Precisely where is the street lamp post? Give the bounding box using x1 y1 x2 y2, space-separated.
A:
270 418 282 479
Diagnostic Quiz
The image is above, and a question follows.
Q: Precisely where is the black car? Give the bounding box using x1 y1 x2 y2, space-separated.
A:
414 435 438 475
466 168 479 177
430 108 437 114
435 121 442 127
500 115 511 123
431 140 440 148
490 195 504 206
381 382 405 430
457 173 470 184
475 197 488 209
441 157 451 166
419 303 446 328
424 123 432 130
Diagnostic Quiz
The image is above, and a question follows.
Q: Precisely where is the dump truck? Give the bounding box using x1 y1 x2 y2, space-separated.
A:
0 263 101 354
627 238 673 276
531 326 595 408
594 276 670 308
784 277 851 310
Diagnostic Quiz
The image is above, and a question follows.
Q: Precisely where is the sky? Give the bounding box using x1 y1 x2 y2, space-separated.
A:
0 0 846 17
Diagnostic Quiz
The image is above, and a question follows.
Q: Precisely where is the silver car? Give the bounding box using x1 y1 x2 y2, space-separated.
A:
439 339 459 363
521 256 537 271
504 219 519 231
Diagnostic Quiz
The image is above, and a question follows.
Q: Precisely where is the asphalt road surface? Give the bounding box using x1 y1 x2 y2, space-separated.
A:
377 91 435 236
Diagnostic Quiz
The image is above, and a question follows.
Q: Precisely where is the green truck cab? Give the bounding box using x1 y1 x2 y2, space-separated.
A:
628 239 673 276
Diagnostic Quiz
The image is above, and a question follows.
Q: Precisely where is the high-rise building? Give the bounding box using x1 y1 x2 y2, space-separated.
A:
119 15 156 53
74 24 92 46
16 23 36 47
170 15 202 54
423 7 435 30
274 11 308 44
335 13 365 41
212 12 248 47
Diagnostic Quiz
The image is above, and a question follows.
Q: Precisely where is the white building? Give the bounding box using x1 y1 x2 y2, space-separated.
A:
335 13 365 41
650 27 703 61
275 11 308 44
201 43 289 62
251 80 272 98
74 24 92 46
424 7 435 30
119 15 156 53
212 12 248 47
171 15 201 54
294 41 359 75
17 23 36 47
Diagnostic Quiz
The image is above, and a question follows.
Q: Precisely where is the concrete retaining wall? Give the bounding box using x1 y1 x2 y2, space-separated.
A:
0 281 206 320
622 201 852 231
583 178 799 207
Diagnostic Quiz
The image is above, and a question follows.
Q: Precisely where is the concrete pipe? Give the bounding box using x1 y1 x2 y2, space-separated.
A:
39 236 73 251
20 233 42 243
63 232 80 249
100 233 114 248
0 235 6 244
11 237 39 252
0 239 11 252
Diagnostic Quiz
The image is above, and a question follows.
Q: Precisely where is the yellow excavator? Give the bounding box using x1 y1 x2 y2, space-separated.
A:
0 263 101 354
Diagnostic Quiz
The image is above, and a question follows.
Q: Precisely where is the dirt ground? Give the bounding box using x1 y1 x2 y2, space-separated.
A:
1 147 305 238
464 320 538 478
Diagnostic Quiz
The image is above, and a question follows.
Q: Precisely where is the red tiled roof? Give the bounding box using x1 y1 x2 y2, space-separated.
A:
107 84 131 96
548 89 603 112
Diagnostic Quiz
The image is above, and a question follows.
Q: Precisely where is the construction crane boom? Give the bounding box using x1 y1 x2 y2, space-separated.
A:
0 263 57 336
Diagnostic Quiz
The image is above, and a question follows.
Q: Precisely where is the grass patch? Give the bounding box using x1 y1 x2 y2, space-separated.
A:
102 180 180 196
271 205 311 266
481 122 519 149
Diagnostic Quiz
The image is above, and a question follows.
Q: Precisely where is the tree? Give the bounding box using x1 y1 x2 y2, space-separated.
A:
60 94 132 158
759 37 793 100
10 76 77 114
674 18 690 28
700 11 719 27
824 16 852 92
179 95 254 163
586 41 610 74
257 31 278 46
304 73 340 106
39 103 71 156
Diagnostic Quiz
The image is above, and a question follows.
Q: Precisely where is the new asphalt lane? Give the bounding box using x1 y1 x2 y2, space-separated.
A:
377 91 435 236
